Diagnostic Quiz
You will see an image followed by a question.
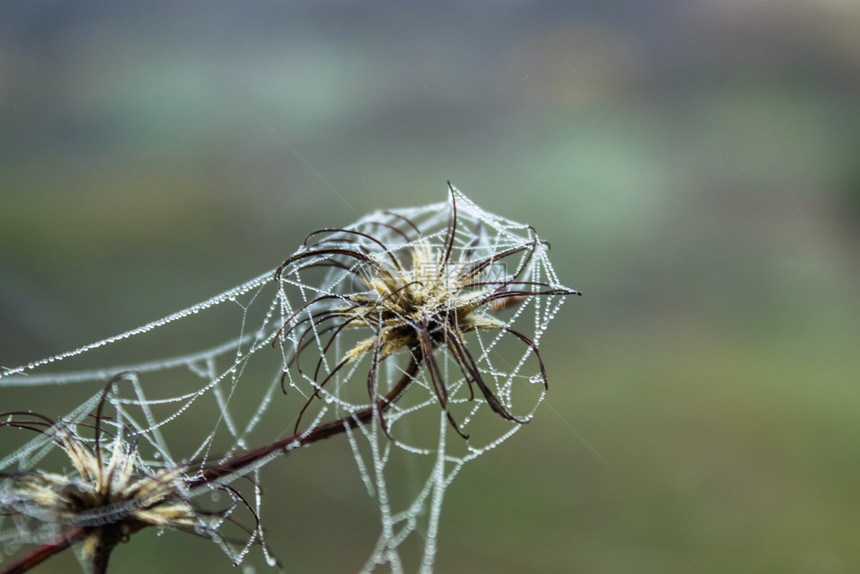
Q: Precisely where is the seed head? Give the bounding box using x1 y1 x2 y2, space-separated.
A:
0 375 261 573
274 183 580 438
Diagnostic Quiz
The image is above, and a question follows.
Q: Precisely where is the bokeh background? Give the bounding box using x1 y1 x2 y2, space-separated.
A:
2 1 860 573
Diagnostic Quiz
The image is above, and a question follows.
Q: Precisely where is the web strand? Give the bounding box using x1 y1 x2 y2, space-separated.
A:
0 186 577 573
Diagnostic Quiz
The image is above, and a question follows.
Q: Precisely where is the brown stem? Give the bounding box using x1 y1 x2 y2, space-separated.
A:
189 354 420 487
0 527 82 574
1 356 421 574
84 522 145 574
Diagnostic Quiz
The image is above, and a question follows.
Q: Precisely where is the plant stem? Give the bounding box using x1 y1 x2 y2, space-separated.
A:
1 356 421 574
190 355 420 486
0 527 81 574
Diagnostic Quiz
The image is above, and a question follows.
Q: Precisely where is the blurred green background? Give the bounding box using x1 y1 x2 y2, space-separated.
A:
2 2 860 573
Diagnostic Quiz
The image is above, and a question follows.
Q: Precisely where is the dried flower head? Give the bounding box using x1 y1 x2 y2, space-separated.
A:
274 183 580 438
0 375 257 574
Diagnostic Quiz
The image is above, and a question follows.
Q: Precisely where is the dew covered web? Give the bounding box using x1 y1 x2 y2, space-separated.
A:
0 187 577 573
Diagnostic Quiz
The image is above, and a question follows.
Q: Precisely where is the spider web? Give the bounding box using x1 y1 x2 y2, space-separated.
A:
0 187 574 573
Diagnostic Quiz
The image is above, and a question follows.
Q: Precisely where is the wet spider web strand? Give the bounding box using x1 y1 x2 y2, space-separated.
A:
0 187 575 572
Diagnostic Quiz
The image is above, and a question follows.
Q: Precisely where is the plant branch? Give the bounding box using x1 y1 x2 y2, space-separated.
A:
1 527 82 574
190 354 420 486
1 355 421 574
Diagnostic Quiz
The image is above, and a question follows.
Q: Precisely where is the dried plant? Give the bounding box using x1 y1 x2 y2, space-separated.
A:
275 183 580 438
0 376 261 574
0 185 579 573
